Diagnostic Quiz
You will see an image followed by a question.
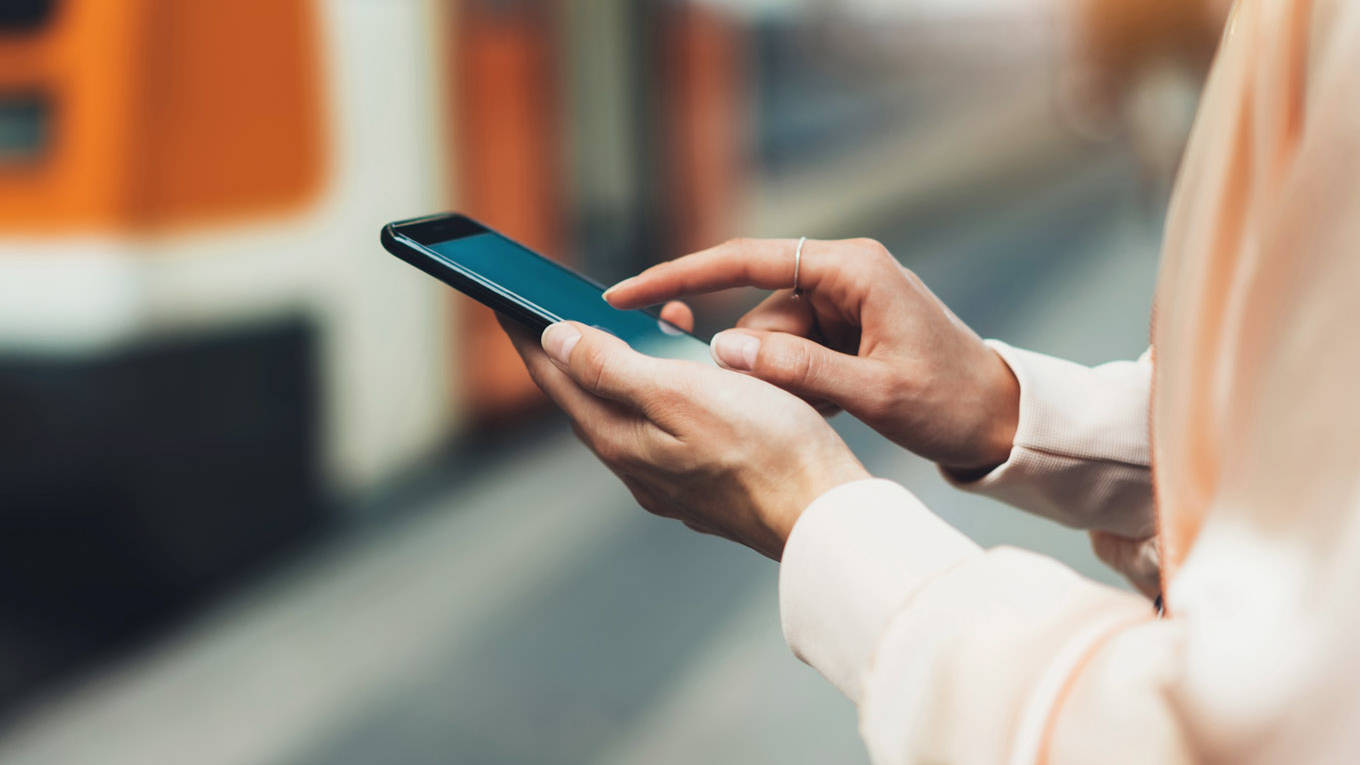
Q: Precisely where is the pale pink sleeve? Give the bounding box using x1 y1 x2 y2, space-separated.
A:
779 473 1360 764
780 479 1161 764
944 342 1155 539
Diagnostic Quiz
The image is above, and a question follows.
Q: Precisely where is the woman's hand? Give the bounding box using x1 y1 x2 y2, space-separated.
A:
605 237 1020 474
499 315 869 560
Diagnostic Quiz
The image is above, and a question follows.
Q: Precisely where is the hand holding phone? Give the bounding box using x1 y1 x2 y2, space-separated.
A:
383 212 870 560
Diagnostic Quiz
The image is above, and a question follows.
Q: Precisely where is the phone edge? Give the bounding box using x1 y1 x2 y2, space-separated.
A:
380 222 558 333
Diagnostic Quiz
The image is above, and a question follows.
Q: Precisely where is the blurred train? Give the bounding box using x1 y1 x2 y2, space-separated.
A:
0 0 755 713
0 0 468 711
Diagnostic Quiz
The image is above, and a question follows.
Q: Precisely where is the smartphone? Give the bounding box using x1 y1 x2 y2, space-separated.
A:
381 213 712 363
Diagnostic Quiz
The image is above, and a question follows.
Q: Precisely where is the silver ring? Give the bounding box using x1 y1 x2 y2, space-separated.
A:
792 236 806 298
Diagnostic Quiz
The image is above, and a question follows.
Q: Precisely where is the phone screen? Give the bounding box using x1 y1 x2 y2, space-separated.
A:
418 229 713 364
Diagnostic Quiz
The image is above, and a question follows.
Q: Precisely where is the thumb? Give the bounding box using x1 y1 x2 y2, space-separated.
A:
710 329 882 409
542 321 659 404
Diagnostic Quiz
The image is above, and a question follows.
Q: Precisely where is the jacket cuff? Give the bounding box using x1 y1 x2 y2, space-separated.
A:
779 479 981 702
941 340 1077 500
987 340 1148 462
942 341 1155 537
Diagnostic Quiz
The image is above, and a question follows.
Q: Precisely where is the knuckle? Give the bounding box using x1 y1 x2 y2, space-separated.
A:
592 434 625 465
641 388 686 432
848 237 883 255
648 384 681 412
649 435 686 466
763 338 816 386
579 342 613 391
862 365 902 417
851 238 894 267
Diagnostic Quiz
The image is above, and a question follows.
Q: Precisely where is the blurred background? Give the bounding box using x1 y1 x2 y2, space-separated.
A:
0 0 1222 762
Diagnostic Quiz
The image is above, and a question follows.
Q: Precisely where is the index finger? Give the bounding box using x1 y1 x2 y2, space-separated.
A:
604 238 824 309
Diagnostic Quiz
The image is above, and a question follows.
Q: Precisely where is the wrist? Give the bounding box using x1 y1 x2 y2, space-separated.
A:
942 347 1020 479
980 349 1021 465
768 453 870 558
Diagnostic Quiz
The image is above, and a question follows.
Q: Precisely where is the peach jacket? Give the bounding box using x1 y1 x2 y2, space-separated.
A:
778 1 1360 762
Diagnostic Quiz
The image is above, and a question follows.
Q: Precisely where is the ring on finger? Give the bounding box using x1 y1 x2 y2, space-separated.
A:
792 236 806 298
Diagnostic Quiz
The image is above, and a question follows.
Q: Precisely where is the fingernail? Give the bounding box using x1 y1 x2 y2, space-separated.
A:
711 331 759 371
542 323 582 366
602 278 631 301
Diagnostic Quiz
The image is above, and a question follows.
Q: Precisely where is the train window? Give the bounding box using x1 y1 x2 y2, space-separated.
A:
0 95 49 165
0 0 54 31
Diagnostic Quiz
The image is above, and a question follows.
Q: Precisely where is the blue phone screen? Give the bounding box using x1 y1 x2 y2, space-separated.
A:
424 232 712 363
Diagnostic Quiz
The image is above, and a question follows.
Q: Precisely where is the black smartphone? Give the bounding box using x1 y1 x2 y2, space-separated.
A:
381 213 712 363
